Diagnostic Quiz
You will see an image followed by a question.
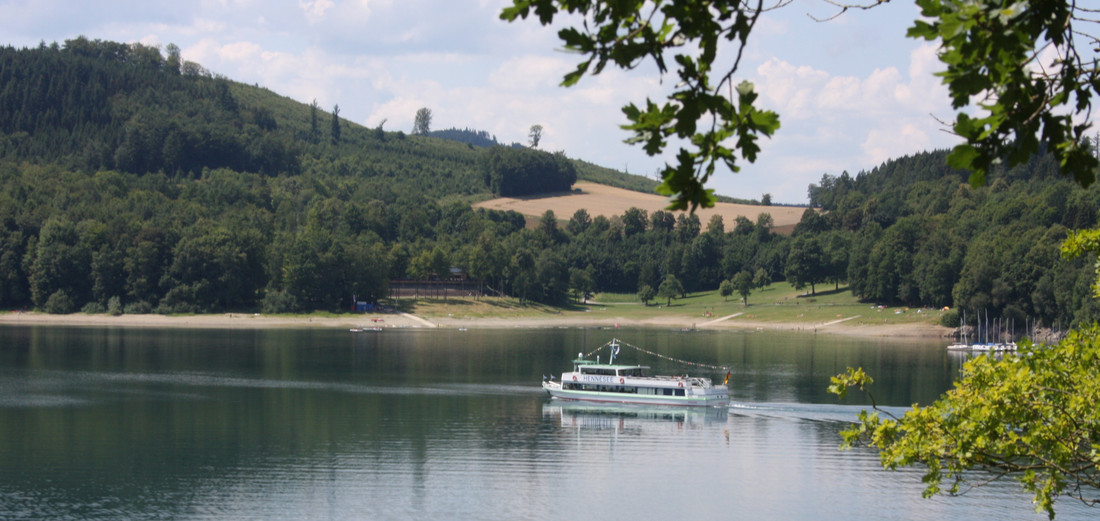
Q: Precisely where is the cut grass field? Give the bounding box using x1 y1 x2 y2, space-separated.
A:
473 182 807 234
395 281 949 333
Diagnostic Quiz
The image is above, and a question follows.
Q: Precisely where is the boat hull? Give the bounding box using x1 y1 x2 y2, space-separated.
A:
542 380 729 408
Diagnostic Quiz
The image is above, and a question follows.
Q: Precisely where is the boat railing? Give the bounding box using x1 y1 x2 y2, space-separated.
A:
643 375 713 387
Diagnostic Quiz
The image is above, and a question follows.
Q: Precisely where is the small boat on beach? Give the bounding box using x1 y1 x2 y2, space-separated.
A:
542 340 730 408
946 342 1017 352
349 326 383 332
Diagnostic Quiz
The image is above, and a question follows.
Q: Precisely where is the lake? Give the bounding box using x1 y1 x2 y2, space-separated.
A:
0 325 1092 520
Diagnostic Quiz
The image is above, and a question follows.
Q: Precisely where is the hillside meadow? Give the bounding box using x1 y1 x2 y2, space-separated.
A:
473 182 807 233
393 281 951 337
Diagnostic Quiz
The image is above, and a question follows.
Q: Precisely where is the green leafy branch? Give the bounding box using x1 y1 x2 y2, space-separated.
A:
1062 227 1100 298
502 0 783 211
831 332 1100 519
908 0 1100 187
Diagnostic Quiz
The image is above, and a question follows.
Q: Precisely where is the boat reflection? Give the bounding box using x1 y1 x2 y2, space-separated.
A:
542 401 728 434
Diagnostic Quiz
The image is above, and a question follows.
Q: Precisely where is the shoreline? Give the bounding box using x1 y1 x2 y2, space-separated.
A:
0 310 953 340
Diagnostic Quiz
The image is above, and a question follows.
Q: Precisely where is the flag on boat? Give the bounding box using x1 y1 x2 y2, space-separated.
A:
724 372 730 385
613 343 620 356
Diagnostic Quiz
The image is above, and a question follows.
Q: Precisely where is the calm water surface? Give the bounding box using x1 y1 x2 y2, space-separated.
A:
0 326 1092 520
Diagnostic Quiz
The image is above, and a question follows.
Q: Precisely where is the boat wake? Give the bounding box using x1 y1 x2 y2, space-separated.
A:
727 401 910 424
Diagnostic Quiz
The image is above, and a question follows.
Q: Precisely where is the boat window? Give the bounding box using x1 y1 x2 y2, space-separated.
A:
580 367 618 376
675 389 685 397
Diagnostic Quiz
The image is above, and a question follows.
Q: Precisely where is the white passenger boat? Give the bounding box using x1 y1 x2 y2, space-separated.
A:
542 341 730 408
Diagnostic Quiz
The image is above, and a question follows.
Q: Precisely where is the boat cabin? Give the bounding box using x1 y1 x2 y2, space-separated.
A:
564 359 711 397
572 359 648 377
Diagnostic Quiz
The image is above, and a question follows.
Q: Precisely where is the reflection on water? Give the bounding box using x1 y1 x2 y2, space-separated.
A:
544 401 728 433
0 326 1093 520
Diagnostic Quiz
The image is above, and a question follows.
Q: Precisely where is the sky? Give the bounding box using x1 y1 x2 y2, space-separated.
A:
0 0 966 204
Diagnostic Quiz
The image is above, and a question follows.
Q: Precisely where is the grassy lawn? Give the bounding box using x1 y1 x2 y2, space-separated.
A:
391 295 576 319
391 282 948 328
710 283 948 328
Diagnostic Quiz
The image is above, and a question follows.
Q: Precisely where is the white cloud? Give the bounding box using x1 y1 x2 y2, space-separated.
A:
299 0 335 23
487 55 568 92
219 40 264 61
901 43 949 112
756 60 828 119
862 124 934 165
710 37 960 202
193 18 229 34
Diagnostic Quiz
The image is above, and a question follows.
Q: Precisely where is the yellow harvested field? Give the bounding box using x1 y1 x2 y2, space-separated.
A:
474 182 807 233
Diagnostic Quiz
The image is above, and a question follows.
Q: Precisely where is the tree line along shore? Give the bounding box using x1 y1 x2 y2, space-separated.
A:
0 41 1097 341
0 283 954 340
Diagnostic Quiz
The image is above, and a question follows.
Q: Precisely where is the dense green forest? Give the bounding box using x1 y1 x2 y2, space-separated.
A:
808 150 1100 327
482 146 577 196
1 39 1098 332
428 127 519 149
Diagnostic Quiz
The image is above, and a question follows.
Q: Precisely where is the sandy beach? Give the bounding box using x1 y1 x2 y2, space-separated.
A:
0 309 952 339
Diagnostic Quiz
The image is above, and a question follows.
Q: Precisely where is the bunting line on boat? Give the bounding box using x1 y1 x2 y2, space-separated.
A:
583 340 617 359
585 338 729 372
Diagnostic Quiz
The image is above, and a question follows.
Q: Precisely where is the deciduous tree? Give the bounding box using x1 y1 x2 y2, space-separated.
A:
718 279 734 302
28 218 91 310
567 209 592 236
785 235 824 295
529 124 543 148
831 331 1100 519
732 270 753 304
413 107 432 136
657 273 683 306
752 267 770 289
829 226 1100 518
569 265 595 303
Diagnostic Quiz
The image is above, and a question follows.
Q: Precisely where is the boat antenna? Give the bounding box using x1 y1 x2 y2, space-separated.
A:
592 338 730 372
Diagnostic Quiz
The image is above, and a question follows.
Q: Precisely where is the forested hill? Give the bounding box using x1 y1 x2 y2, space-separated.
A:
809 149 1094 228
801 148 1100 328
0 39 448 197
0 38 659 315
0 38 655 198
